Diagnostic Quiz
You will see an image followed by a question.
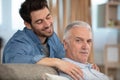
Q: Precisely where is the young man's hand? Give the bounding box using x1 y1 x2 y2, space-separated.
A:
92 64 100 71
37 58 83 80
55 59 83 80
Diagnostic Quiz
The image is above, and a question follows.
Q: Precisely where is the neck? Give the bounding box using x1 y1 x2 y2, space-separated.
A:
66 57 88 64
39 37 47 44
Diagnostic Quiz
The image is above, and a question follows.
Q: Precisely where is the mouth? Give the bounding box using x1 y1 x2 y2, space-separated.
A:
80 51 88 54
43 27 52 33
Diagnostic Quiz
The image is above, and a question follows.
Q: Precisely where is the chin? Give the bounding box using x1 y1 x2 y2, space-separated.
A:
81 59 87 63
47 32 53 37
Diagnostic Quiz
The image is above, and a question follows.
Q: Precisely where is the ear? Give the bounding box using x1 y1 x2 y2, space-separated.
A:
24 21 32 29
63 40 67 50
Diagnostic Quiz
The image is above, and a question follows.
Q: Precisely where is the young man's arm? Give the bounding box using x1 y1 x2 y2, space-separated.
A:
36 58 83 80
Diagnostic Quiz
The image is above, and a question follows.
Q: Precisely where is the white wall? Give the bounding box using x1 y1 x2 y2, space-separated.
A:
93 29 118 65
91 0 119 65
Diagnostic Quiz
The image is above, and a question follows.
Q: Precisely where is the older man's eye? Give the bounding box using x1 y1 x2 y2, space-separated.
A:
76 40 79 42
76 39 81 43
87 40 92 44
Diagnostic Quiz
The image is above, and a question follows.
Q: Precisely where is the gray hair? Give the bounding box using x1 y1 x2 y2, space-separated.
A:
63 21 91 40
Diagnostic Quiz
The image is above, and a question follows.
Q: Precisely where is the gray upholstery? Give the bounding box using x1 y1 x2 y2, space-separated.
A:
0 64 58 80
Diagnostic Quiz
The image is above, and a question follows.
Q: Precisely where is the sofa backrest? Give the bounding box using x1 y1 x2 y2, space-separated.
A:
0 64 58 80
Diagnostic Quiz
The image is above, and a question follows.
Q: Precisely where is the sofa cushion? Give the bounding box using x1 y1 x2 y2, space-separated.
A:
45 73 69 80
0 64 58 80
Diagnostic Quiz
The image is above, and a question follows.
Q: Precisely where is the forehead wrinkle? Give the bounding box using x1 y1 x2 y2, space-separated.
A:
69 27 92 39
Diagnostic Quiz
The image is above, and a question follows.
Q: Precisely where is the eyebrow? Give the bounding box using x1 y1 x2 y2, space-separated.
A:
75 37 92 41
75 37 84 42
76 37 83 40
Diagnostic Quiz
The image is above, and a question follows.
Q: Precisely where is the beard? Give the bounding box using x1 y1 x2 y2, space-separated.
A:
32 23 54 38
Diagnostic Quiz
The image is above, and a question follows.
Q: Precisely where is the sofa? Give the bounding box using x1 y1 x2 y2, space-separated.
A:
0 40 58 80
0 42 59 80
0 64 58 80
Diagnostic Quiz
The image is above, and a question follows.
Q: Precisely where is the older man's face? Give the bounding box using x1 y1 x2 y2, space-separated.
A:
65 26 92 63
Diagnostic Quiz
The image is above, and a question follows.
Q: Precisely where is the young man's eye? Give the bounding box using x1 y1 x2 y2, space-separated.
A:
36 20 43 24
46 15 52 19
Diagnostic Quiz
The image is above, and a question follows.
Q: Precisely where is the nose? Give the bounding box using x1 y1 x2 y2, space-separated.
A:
44 19 50 27
82 42 89 50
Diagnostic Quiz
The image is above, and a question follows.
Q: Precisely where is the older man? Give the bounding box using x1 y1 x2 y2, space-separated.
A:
59 21 109 80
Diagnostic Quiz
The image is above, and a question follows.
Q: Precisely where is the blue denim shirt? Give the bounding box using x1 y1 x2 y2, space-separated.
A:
3 27 65 63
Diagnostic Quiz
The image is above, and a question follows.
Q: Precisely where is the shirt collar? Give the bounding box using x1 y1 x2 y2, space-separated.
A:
62 58 92 69
24 27 54 45
24 27 41 44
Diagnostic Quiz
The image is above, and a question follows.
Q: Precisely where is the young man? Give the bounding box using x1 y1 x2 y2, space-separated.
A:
60 21 109 80
3 0 82 80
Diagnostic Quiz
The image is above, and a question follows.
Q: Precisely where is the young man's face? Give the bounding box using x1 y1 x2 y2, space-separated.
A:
27 7 54 38
64 27 92 63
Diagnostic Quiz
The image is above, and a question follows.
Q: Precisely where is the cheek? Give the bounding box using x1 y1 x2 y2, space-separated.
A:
71 45 80 54
34 25 43 31
67 41 81 52
50 18 53 23
88 45 92 52
76 45 82 51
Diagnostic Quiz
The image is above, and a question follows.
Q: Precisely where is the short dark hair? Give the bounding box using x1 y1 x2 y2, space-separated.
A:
0 37 3 49
19 0 49 24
